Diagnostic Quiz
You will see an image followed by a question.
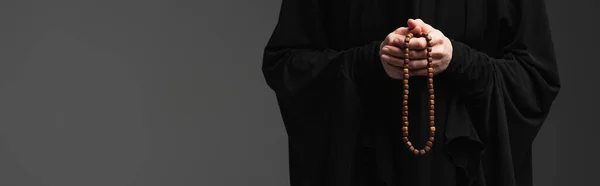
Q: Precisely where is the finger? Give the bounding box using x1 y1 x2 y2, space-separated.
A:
381 54 405 67
413 19 435 33
382 45 428 59
390 36 428 50
409 61 441 76
393 27 410 35
406 59 428 70
381 60 405 80
426 30 445 46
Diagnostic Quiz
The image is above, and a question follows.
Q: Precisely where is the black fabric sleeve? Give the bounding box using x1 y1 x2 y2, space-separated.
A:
262 0 387 95
444 0 560 139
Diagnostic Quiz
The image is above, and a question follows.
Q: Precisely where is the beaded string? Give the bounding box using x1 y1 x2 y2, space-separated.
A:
402 32 435 156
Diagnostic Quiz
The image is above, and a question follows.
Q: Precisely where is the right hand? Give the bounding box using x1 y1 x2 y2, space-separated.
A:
379 27 429 79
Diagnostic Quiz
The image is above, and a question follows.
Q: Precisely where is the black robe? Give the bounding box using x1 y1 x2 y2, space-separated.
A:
261 0 560 186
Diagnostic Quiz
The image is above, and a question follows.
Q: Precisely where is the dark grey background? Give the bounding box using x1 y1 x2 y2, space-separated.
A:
0 0 596 186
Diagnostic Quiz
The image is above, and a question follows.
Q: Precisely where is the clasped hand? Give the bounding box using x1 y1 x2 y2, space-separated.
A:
379 19 453 79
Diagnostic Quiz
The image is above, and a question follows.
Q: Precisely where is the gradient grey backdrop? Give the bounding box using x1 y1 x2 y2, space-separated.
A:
0 0 597 186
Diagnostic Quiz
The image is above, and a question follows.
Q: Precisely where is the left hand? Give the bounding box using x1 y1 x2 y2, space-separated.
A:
381 19 453 76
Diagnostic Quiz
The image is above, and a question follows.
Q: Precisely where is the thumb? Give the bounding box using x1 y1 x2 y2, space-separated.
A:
407 19 423 35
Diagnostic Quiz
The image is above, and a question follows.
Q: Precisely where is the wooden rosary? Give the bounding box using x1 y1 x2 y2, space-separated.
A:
402 32 435 156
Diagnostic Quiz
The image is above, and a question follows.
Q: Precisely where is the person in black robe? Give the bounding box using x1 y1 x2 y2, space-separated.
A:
261 0 561 186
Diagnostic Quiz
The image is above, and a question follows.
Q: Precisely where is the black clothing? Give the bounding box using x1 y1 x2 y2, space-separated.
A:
261 0 560 185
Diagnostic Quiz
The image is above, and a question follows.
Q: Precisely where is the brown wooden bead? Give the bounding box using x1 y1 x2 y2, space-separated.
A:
428 57 433 62
404 84 409 89
427 47 432 52
406 141 412 147
428 68 434 73
424 146 431 152
430 116 435 121
403 116 408 121
429 137 435 142
404 54 409 59
430 105 435 110
403 106 408 111
429 89 434 94
427 52 433 57
403 100 408 106
428 72 434 77
404 121 409 126
403 69 409 74
402 127 408 132
403 132 409 137
413 149 419 155
404 95 408 100
404 89 409 95
430 110 435 116
419 150 426 155
430 131 435 136
426 141 433 147
430 126 436 132
428 84 434 89
426 35 432 41
409 146 415 151
404 74 410 79
430 100 435 105
403 137 409 142
408 33 413 37
429 94 435 99
403 79 409 84
428 78 433 84
430 121 435 126
403 110 408 116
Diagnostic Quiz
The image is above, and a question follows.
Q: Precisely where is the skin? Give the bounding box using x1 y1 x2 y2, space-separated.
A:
379 19 453 79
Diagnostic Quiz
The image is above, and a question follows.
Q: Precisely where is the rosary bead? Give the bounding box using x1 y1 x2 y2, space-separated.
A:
430 100 435 105
429 89 435 94
403 132 409 137
428 84 434 89
409 146 415 151
403 106 408 111
426 141 433 147
404 89 409 95
404 79 409 84
426 35 432 41
419 150 426 155
430 105 435 110
429 137 435 142
403 137 409 142
430 94 435 99
428 78 433 84
424 146 431 152
403 111 408 116
404 74 410 79
413 149 420 156
430 126 436 132
429 116 435 121
404 59 410 64
403 100 408 106
427 47 432 52
404 95 408 100
403 116 408 121
428 57 433 62
404 121 409 126
428 68 434 73
403 69 409 74
430 110 435 116
430 131 435 136
428 73 434 77
404 84 409 89
402 127 408 132
406 141 412 147
430 121 435 126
